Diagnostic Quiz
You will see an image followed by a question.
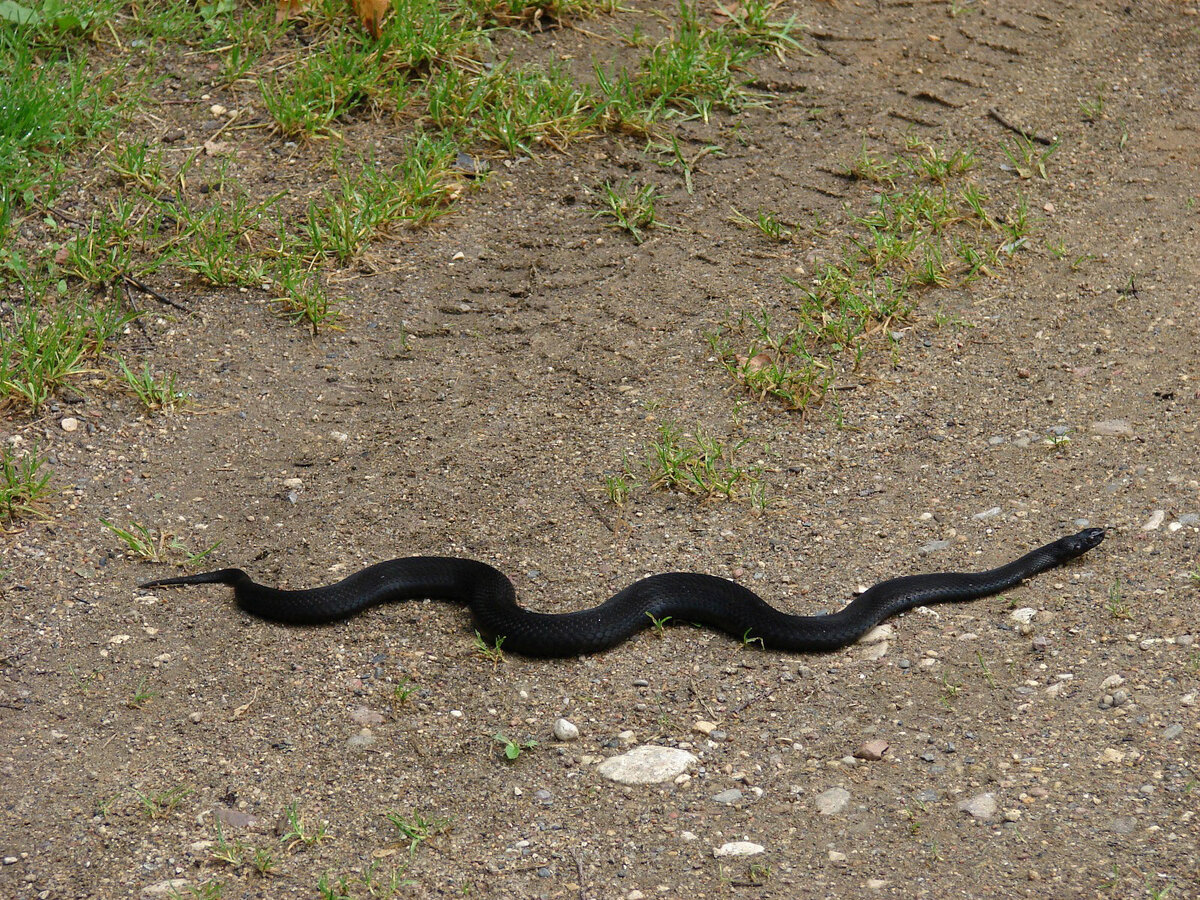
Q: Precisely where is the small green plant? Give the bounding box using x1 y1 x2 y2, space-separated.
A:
384 811 450 857
114 357 190 413
938 674 961 708
593 180 663 244
975 651 997 689
845 141 896 185
169 880 224 900
251 848 276 876
650 135 723 194
281 803 330 851
95 793 119 818
1001 135 1059 180
729 207 794 241
1078 88 1106 122
747 862 773 883
741 628 764 649
136 785 193 820
270 261 343 333
1106 579 1131 620
603 472 634 506
1043 429 1071 450
210 823 246 867
645 611 672 636
128 678 155 709
473 631 506 665
102 519 221 565
109 139 165 192
493 731 538 760
0 443 53 522
392 677 416 704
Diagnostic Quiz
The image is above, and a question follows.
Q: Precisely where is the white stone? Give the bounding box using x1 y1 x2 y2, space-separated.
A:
861 641 888 660
1143 509 1166 531
61 417 80 432
861 624 893 643
552 718 579 741
713 841 764 858
596 745 698 784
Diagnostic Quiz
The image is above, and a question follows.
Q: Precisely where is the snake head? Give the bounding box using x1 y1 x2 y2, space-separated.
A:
1061 527 1107 558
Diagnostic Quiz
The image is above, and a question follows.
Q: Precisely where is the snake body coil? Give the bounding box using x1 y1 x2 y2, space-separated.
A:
140 528 1105 657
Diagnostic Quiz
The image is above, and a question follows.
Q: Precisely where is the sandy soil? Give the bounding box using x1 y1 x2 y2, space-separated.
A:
2 1 1198 898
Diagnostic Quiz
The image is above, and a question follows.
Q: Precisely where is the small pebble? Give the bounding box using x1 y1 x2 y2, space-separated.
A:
552 718 579 742
854 740 889 761
61 417 80 432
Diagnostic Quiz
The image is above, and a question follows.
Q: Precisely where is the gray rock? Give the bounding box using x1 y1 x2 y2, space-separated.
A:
957 793 998 820
1162 724 1183 740
815 786 850 815
596 745 698 784
711 789 744 804
1090 419 1134 436
921 540 951 554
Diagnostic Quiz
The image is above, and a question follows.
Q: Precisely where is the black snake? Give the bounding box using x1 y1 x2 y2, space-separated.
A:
140 528 1105 657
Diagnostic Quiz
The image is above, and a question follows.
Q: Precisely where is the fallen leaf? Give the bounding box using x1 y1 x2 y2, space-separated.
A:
352 0 389 36
275 0 311 24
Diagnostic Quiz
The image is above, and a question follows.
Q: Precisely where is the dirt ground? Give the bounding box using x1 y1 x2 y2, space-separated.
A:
3 1 1200 898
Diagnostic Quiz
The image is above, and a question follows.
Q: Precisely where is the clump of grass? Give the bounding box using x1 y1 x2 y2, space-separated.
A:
473 631 506 666
603 472 634 506
592 180 663 243
425 62 601 155
644 423 763 500
136 785 193 820
384 811 450 857
0 31 123 205
1001 134 1059 180
270 262 343 333
729 207 795 242
102 518 221 566
168 191 272 286
0 297 134 414
114 356 190 413
299 136 462 263
281 803 331 852
712 137 1038 412
1 442 53 522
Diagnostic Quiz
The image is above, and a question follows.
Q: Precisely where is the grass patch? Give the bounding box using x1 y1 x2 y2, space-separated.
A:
0 442 53 522
0 296 135 414
114 356 190 413
592 180 664 243
102 518 221 565
711 137 1042 411
384 810 451 857
644 423 764 502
